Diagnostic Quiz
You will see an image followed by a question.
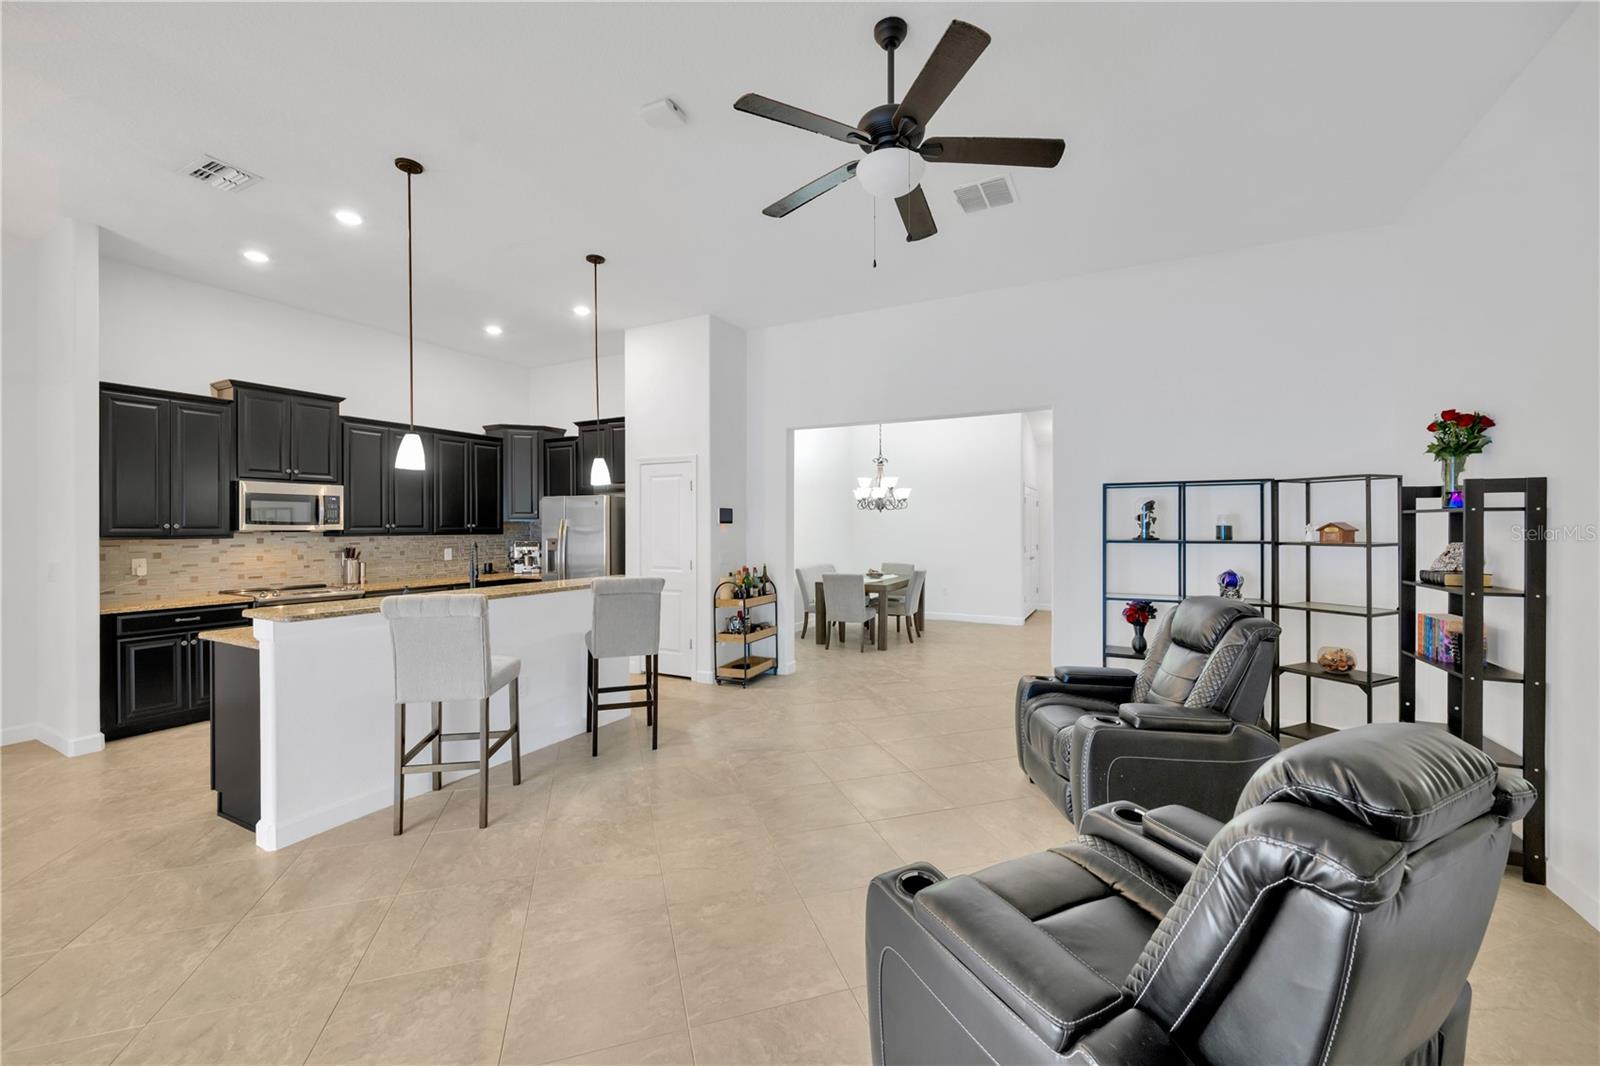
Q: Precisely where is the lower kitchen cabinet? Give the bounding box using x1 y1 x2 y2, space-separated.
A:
100 604 246 740
210 641 261 830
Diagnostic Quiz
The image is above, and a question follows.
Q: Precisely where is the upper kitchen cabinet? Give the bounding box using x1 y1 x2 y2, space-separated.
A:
575 417 625 493
100 385 234 538
211 380 343 483
484 424 566 521
342 420 433 535
433 433 502 534
542 435 579 498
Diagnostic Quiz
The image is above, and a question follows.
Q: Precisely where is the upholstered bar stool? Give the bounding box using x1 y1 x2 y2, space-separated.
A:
380 594 522 833
586 576 666 756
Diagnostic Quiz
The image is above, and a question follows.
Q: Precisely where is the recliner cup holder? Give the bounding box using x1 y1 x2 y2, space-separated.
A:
897 870 938 897
1114 806 1145 825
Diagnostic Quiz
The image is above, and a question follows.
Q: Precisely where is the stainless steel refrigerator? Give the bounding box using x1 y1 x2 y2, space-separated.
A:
540 495 625 579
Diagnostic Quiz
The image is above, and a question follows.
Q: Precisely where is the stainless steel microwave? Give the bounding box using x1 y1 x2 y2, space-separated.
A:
236 480 345 532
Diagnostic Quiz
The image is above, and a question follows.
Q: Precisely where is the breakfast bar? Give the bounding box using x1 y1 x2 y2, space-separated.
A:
235 578 625 850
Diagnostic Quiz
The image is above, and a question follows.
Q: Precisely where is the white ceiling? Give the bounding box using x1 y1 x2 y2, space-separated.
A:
2 3 1572 366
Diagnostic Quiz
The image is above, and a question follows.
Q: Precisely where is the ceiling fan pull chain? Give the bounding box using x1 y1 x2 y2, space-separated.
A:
872 197 878 269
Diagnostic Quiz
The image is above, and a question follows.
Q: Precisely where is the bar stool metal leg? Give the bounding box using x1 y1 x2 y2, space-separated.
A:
430 701 443 792
393 701 406 836
650 654 659 751
478 697 490 829
590 653 600 757
509 681 522 786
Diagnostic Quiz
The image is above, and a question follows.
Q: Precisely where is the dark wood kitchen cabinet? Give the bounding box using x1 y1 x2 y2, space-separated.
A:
484 424 566 521
211 380 343 483
433 433 502 534
100 385 234 538
542 435 579 498
575 417 625 493
342 420 432 534
100 603 246 740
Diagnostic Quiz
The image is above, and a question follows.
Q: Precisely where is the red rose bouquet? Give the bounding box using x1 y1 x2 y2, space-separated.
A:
1425 409 1494 459
1122 600 1158 625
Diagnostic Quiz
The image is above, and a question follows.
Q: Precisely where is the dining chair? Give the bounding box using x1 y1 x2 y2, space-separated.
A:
821 572 876 652
882 562 915 580
887 570 926 643
795 564 835 639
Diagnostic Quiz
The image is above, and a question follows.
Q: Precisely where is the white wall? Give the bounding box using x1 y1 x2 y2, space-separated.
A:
745 8 1597 924
525 337 623 437
793 415 1028 625
99 257 536 432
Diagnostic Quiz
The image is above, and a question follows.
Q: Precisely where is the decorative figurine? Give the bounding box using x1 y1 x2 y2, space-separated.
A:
1135 500 1160 541
1429 543 1465 572
728 610 745 635
1123 599 1158 656
1216 569 1245 599
1304 523 1318 543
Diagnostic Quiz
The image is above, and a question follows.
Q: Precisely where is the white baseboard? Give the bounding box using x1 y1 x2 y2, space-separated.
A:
925 611 1027 626
0 723 104 757
1547 863 1600 931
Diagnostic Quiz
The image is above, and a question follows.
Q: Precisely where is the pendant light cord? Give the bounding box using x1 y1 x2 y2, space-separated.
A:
593 258 600 420
405 169 415 429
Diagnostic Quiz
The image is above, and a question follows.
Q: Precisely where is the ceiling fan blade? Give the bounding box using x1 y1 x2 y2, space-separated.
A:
891 20 991 131
735 93 868 145
895 185 937 242
920 137 1066 168
763 161 858 218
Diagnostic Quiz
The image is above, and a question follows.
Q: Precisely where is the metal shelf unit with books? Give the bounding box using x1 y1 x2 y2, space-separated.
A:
1399 477 1546 884
1269 474 1403 744
1101 478 1272 664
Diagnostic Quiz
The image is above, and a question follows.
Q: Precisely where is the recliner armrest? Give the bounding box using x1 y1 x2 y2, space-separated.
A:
1143 805 1224 862
1027 666 1137 703
1118 703 1232 733
1054 665 1138 686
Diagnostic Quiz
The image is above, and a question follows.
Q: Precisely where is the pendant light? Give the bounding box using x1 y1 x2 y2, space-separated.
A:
393 157 427 471
586 253 612 488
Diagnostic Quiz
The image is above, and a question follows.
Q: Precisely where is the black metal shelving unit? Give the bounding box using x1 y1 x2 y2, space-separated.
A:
1269 474 1402 742
1102 479 1271 664
1399 477 1546 884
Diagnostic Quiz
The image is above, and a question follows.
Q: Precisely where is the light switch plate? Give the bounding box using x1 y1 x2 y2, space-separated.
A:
131 558 148 577
444 547 454 561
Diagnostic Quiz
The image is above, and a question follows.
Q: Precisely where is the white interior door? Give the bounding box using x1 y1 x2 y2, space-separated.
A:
1024 486 1041 611
639 459 696 678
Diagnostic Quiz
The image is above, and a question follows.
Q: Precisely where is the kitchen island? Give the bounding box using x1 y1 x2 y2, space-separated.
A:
237 578 624 850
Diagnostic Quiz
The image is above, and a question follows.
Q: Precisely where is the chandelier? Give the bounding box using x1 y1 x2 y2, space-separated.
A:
853 424 912 512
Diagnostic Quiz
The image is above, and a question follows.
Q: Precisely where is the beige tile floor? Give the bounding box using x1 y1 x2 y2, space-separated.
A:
2 613 1596 1065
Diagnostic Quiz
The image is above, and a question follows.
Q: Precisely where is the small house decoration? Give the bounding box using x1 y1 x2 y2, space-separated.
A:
1317 521 1359 545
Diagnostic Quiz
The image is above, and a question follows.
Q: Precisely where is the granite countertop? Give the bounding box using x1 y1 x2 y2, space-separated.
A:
99 572 540 617
99 592 256 616
197 626 260 650
245 577 593 623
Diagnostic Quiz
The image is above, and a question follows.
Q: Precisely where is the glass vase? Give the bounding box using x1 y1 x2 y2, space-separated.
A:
1439 455 1467 509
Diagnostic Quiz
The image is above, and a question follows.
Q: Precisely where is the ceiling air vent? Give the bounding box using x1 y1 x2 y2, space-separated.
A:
952 175 1017 214
184 156 263 192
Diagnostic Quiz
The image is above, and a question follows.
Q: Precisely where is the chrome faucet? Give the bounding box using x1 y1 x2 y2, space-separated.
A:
469 543 479 588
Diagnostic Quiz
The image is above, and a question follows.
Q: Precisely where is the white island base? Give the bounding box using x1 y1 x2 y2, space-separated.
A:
248 581 625 851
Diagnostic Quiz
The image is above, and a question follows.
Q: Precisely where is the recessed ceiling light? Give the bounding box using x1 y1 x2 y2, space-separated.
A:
241 248 270 264
333 208 364 227
484 324 504 337
572 305 592 317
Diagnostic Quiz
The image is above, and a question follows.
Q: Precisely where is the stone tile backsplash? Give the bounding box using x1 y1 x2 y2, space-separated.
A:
99 530 531 604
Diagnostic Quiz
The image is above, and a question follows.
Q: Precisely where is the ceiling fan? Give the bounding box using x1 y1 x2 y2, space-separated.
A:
734 17 1065 243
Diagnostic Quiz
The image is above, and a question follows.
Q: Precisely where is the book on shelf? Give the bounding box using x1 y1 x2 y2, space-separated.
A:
1417 569 1494 588
1416 613 1488 667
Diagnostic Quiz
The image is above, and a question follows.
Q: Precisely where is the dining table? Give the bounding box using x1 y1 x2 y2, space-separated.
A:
814 572 924 651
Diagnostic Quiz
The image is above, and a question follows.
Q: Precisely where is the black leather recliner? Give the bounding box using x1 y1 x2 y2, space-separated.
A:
866 723 1536 1065
1015 597 1280 825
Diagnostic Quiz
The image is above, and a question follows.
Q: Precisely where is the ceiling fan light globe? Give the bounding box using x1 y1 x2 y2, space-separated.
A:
856 147 925 199
394 432 427 471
